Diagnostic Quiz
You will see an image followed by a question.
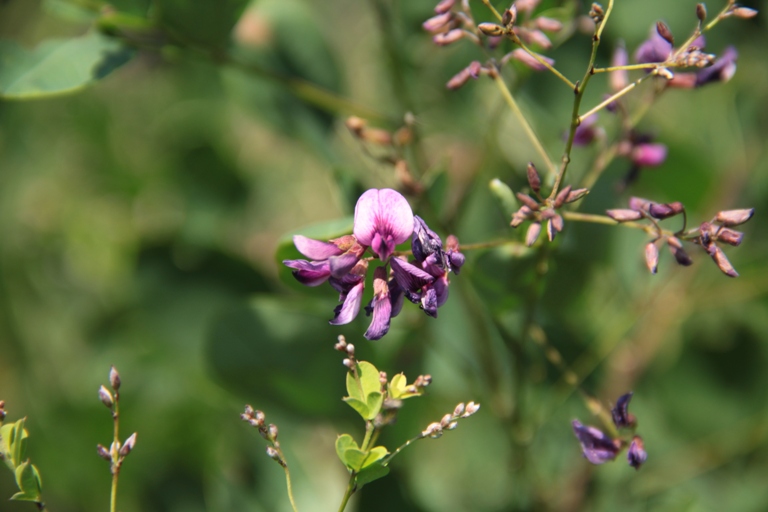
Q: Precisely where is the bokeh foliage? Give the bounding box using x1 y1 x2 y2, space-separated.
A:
1 0 767 511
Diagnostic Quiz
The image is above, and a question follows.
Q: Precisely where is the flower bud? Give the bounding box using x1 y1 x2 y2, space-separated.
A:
422 11 452 32
710 245 739 277
345 117 366 137
507 49 555 71
667 237 692 266
446 68 471 90
525 222 542 247
715 208 753 226
464 401 480 416
554 185 572 209
453 403 466 417
730 7 758 19
502 7 516 26
434 29 464 46
552 214 564 233
546 219 557 242
345 343 355 357
535 17 563 32
696 3 707 22
565 188 589 204
109 366 121 391
645 242 659 274
627 436 647 470
590 3 605 22
606 209 643 222
434 0 455 14
648 201 683 219
266 446 280 461
516 192 539 211
99 385 114 408
268 424 279 442
655 21 674 45
119 433 137 456
478 23 504 36
716 227 743 246
526 162 541 193
422 422 443 438
97 444 112 461
440 413 453 427
342 358 353 368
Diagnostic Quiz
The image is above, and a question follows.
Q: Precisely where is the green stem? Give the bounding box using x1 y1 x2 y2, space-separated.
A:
381 434 424 466
480 0 503 22
578 72 656 122
511 39 575 89
492 73 557 176
562 211 649 231
281 463 299 512
110 395 120 512
337 475 357 512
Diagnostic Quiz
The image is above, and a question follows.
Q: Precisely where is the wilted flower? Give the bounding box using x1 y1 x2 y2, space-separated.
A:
571 420 620 464
627 436 647 470
611 392 636 429
572 114 600 146
695 46 738 86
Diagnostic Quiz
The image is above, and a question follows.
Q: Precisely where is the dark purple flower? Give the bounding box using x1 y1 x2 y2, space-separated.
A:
284 234 366 286
412 216 444 265
445 235 465 274
635 27 672 64
571 420 620 464
611 392 636 429
572 114 599 146
627 436 647 470
329 261 368 325
695 46 737 87
354 188 414 262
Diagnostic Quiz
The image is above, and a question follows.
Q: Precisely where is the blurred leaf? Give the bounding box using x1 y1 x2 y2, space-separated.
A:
388 373 421 400
11 460 42 502
0 32 134 100
342 397 370 420
155 0 248 49
275 216 353 291
355 460 390 487
362 446 388 468
335 433 358 466
488 178 518 218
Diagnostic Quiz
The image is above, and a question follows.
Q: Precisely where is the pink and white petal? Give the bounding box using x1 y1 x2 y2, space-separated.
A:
329 281 365 325
377 188 415 244
293 235 344 260
283 259 331 287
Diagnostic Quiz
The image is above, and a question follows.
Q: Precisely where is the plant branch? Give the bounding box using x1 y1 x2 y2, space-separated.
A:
578 72 656 122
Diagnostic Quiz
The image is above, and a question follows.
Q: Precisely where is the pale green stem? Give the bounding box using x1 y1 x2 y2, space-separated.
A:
593 62 668 73
381 434 424 466
492 73 557 176
280 460 299 512
337 476 356 512
579 72 656 122
110 395 120 512
562 211 650 232
511 39 575 89
480 0 503 22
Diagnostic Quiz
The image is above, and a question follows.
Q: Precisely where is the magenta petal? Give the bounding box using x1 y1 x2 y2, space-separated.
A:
329 281 364 325
572 420 620 464
353 189 414 259
364 294 392 340
293 235 344 260
283 260 331 286
390 257 434 292
328 252 362 279
433 274 450 307
632 143 667 167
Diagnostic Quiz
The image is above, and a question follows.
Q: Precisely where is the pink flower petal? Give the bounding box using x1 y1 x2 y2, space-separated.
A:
293 235 344 260
354 189 414 261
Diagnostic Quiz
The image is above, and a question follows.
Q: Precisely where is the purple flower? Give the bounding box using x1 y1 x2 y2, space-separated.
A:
627 436 647 470
611 392 637 429
571 420 620 464
635 27 672 64
631 142 667 168
329 262 368 325
364 267 393 340
354 189 414 262
572 114 599 146
695 46 737 86
283 235 366 286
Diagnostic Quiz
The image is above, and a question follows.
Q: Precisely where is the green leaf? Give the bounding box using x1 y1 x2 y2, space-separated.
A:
364 391 383 421
357 361 382 398
10 419 29 469
12 460 42 502
362 446 388 468
489 178 518 217
355 461 390 487
334 434 365 471
156 0 249 49
0 32 134 100
388 373 422 400
275 216 353 292
342 396 369 420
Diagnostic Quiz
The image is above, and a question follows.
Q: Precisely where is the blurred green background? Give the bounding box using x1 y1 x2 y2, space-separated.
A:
1 0 767 510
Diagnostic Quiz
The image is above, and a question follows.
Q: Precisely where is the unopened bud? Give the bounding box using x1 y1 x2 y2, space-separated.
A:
433 29 464 46
464 401 480 416
453 403 466 417
98 385 114 408
645 242 659 274
502 8 515 27
379 371 388 386
696 3 707 22
478 22 504 36
590 3 605 22
345 343 355 357
507 48 555 71
546 219 557 242
440 413 453 427
535 16 563 32
119 433 137 456
109 366 121 391
656 67 675 80
648 201 684 219
434 0 455 14
526 162 541 193
607 209 641 221
342 358 353 369
516 192 540 211
667 237 693 266
266 446 280 461
552 214 564 233
655 21 674 45
422 11 452 32
422 422 443 438
345 117 365 137
446 68 471 90
711 245 738 277
715 208 754 226
554 185 573 209
447 421 459 430
565 188 589 204
716 227 743 246
97 444 111 461
730 6 758 19
525 222 542 247
268 424 279 442
628 197 653 212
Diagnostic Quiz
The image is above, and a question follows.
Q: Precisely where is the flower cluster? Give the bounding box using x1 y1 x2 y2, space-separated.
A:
572 392 647 470
509 162 588 246
283 189 464 340
607 197 753 277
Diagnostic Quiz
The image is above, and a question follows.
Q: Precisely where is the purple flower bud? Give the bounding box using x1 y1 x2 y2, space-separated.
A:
412 216 444 264
99 385 114 408
571 420 620 464
645 241 659 274
648 201 683 219
423 11 452 32
606 209 644 222
467 60 483 78
667 237 693 266
573 115 599 147
565 188 588 203
554 185 572 209
478 23 504 36
516 192 540 211
434 29 464 46
119 432 137 456
716 208 754 226
628 196 653 212
445 235 465 274
446 67 471 90
611 392 636 428
552 214 564 233
710 245 739 277
109 366 121 391
631 143 667 168
716 227 743 246
730 6 758 19
97 444 111 461
655 21 674 45
354 188 414 262
526 162 541 193
525 222 542 247
627 436 647 470
535 17 563 32
434 0 455 14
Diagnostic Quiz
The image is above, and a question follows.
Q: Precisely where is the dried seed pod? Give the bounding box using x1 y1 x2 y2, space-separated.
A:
656 21 674 45
645 241 659 274
696 3 707 22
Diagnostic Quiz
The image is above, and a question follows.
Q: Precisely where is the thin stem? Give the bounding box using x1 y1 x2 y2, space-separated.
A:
337 475 357 512
562 211 650 232
281 462 299 512
110 394 120 512
492 73 557 176
381 434 424 465
593 62 667 73
549 0 613 199
480 0 504 22
579 73 655 122
511 39 575 89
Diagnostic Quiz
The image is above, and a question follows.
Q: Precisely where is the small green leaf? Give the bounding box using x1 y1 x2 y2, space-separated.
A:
365 391 383 421
335 434 358 464
334 434 369 471
12 460 42 502
357 361 382 398
0 32 134 100
362 446 388 468
342 396 370 420
11 419 29 468
345 371 364 403
0 423 14 470
388 373 422 400
355 461 390 487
